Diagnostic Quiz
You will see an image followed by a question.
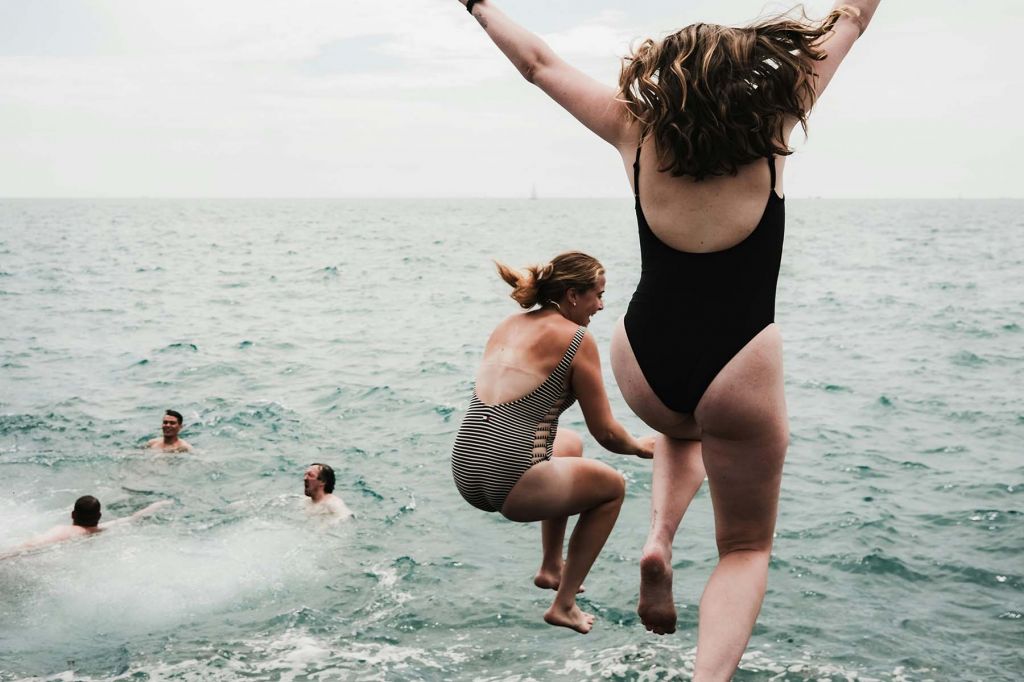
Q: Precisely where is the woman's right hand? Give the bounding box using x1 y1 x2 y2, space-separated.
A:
634 435 657 459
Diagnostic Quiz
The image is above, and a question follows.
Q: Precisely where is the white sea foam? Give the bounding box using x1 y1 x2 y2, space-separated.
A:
0 509 349 656
22 630 474 682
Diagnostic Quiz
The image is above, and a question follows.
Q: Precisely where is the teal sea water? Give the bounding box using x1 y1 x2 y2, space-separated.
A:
0 198 1021 680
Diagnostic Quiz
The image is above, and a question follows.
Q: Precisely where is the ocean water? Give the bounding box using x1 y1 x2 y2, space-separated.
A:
0 198 1021 681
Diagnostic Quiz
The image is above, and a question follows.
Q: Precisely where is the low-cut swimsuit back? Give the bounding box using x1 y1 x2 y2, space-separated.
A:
451 326 587 513
623 146 786 414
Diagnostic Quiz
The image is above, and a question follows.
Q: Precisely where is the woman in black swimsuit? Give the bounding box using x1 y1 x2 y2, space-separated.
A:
457 0 880 676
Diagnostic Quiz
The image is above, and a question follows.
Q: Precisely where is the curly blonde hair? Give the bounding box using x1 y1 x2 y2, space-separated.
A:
618 6 859 180
494 251 604 309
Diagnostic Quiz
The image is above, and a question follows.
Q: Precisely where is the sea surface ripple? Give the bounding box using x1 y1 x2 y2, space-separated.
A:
0 198 1021 680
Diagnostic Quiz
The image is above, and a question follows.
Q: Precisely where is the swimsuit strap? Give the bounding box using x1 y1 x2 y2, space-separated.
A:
550 327 587 384
633 146 642 199
768 155 777 191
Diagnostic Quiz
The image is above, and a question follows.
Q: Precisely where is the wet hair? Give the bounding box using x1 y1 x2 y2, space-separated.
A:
618 5 859 180
313 463 335 494
165 409 183 425
72 495 101 527
494 251 604 309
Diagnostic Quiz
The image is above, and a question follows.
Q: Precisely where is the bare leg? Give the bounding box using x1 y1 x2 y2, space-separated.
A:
612 312 788 671
535 428 583 592
503 457 626 634
546 492 622 632
692 431 785 680
638 436 705 634
690 326 788 680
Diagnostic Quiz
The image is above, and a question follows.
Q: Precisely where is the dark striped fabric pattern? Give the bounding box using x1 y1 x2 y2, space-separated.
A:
451 327 587 513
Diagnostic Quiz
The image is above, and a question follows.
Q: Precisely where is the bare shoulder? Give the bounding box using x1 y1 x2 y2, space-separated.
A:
574 327 599 358
43 525 80 542
176 440 193 452
486 311 569 351
568 328 602 380
325 495 353 519
485 312 524 344
19 524 84 550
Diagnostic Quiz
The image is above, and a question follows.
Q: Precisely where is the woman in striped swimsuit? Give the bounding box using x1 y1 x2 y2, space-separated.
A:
451 251 654 634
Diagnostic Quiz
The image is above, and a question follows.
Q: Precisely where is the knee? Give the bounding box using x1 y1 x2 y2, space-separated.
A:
715 532 773 558
592 462 626 504
608 469 626 503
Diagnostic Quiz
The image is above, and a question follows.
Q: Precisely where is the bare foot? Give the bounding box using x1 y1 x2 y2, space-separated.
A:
533 568 584 593
638 545 677 635
543 602 595 634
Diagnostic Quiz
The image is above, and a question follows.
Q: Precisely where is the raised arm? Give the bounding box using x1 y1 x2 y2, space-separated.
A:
458 0 635 150
808 1 882 101
571 333 655 458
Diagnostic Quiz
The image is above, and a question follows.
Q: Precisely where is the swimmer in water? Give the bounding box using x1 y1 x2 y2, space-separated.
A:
303 463 353 519
3 496 172 557
146 409 193 452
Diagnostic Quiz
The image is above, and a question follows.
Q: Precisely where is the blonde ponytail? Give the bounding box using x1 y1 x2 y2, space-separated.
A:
495 252 604 309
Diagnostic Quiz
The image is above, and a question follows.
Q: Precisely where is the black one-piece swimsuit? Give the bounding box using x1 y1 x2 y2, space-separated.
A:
623 147 786 414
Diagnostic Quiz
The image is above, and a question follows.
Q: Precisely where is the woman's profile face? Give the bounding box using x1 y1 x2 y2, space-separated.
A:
569 273 606 327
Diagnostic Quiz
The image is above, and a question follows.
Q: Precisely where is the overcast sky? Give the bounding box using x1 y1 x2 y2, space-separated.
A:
1 0 1019 198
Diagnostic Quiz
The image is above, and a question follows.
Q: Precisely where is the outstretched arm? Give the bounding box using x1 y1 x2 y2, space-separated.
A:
457 0 635 150
572 334 655 458
101 499 172 529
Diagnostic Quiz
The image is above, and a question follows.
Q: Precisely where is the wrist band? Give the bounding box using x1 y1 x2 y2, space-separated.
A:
466 0 482 14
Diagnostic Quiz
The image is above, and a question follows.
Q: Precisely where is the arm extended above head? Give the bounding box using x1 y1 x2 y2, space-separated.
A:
458 0 635 150
839 0 882 35
807 0 883 100
571 333 655 459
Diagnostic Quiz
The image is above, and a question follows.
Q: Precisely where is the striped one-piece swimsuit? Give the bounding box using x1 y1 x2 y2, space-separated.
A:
451 326 587 513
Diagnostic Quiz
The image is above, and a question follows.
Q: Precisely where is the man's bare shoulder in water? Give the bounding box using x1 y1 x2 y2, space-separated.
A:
147 409 193 453
303 463 353 520
3 496 171 557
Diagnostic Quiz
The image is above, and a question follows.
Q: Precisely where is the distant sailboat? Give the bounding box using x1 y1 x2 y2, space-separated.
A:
529 183 538 200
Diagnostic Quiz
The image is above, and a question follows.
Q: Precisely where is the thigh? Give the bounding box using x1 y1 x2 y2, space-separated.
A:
610 316 701 440
701 431 786 552
696 325 789 551
695 324 788 441
553 427 583 458
501 457 624 523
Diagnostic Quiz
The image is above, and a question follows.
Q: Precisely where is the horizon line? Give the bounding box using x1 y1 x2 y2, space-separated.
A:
1 195 1022 201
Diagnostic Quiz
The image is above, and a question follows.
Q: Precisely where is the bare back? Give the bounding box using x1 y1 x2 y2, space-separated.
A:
475 310 581 406
620 137 788 254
